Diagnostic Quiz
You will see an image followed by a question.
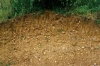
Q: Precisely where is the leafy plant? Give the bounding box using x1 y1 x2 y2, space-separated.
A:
0 62 3 66
96 19 100 24
38 43 43 48
73 5 91 15
45 37 49 42
0 0 12 22
5 62 12 66
0 0 100 22
57 29 62 32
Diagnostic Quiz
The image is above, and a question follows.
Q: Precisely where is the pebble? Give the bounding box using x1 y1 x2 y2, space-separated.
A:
52 26 55 28
62 31 66 34
39 59 41 61
55 61 57 63
44 52 46 55
73 30 75 31
82 46 85 49
94 63 97 65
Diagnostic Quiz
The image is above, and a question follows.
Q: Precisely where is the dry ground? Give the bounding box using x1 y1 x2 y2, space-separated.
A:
0 11 100 66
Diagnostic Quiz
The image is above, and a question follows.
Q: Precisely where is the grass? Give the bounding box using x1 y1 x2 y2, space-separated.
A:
0 61 15 66
73 5 91 15
9 47 17 51
57 29 62 32
0 8 8 22
71 5 100 22
20 35 25 40
96 19 100 24
45 37 49 42
0 0 12 22
0 0 100 25
5 62 12 66
95 45 100 50
0 62 3 66
98 46 100 49
38 43 43 48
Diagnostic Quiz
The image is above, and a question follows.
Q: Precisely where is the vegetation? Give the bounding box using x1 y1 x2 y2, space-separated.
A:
0 0 12 22
0 0 100 23
0 61 14 66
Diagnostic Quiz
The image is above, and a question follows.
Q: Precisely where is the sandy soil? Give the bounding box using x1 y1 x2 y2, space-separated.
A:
0 11 100 66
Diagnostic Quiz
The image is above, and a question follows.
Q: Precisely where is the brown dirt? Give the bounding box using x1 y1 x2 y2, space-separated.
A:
0 11 100 66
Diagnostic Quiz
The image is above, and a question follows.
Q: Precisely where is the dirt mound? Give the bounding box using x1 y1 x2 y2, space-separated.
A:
0 11 100 66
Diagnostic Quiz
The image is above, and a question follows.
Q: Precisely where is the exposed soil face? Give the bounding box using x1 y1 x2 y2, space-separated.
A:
0 11 100 66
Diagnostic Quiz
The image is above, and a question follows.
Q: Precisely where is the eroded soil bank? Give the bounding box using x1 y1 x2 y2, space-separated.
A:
0 11 100 66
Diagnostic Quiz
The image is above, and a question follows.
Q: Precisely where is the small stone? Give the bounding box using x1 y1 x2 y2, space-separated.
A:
55 61 57 63
48 36 50 37
4 32 5 34
14 33 16 34
41 33 43 35
39 59 41 61
34 56 37 58
82 46 85 49
44 52 46 55
62 31 66 34
28 37 30 39
93 63 97 66
23 31 25 32
30 58 32 62
52 26 55 28
82 59 84 60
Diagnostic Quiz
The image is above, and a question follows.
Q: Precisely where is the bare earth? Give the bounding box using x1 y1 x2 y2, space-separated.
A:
0 11 100 66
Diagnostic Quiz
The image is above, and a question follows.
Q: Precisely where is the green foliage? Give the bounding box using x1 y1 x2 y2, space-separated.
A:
73 5 91 15
12 0 100 16
57 29 62 32
96 19 100 24
91 6 100 13
0 61 14 66
11 0 34 16
0 0 100 22
45 37 49 42
0 62 3 66
0 0 12 22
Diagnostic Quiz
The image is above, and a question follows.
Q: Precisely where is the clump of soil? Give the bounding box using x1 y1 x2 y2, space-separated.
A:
0 11 100 66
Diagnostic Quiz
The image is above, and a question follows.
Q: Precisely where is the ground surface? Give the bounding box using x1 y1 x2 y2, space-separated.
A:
0 11 100 66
